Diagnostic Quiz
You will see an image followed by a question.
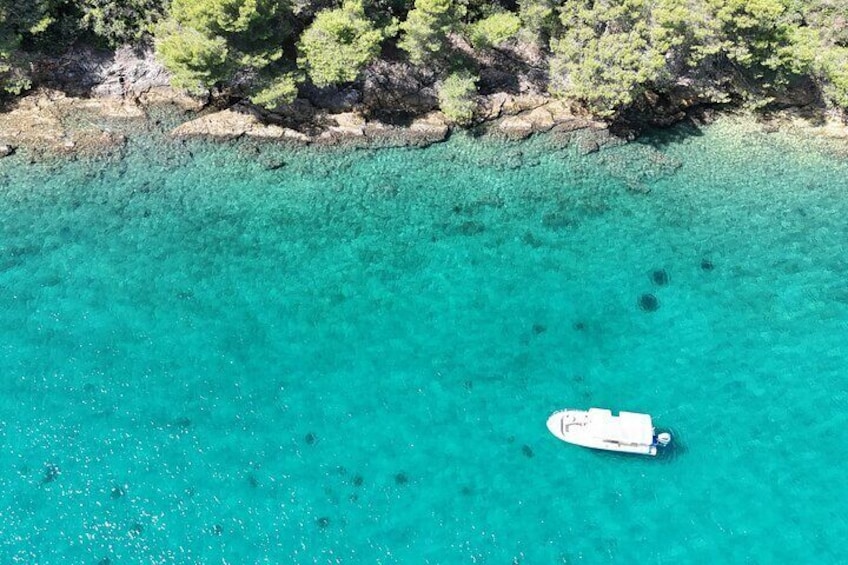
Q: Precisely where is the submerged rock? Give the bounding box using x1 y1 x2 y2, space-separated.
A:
42 463 60 484
577 138 600 155
638 293 660 312
171 106 309 143
407 112 450 144
110 484 125 499
454 221 486 236
498 116 534 140
651 269 669 286
701 258 714 271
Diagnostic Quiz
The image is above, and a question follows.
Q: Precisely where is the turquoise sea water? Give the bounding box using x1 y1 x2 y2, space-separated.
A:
1 119 847 563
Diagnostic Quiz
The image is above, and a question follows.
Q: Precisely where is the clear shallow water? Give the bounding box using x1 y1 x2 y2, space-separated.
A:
1 119 847 563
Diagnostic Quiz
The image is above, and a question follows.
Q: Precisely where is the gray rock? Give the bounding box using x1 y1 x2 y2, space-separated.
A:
0 145 14 157
362 60 438 115
302 85 361 112
92 47 172 98
498 116 534 140
33 46 171 98
576 137 600 155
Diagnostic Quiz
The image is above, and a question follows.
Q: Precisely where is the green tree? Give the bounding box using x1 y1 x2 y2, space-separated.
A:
0 0 58 94
0 45 31 95
468 11 520 49
797 1 848 109
517 0 556 44
76 0 167 46
550 0 686 115
155 20 230 91
249 72 299 107
297 0 385 87
155 0 292 104
819 47 848 107
692 0 807 75
437 71 477 124
398 0 465 65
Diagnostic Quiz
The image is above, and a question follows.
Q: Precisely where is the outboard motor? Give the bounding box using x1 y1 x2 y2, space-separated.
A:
656 432 672 447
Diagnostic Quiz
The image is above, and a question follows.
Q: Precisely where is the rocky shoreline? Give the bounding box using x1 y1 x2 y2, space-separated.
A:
0 86 617 162
1 47 846 163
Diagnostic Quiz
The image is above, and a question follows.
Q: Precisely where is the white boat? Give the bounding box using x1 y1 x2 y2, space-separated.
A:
546 408 671 456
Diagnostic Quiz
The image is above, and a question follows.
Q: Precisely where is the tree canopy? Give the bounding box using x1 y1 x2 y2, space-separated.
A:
468 12 521 50
437 71 477 123
298 0 385 87
1 0 847 117
398 0 465 65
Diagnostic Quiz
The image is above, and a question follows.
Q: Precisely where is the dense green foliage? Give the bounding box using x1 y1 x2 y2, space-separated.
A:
437 71 477 123
551 0 679 114
550 0 848 114
398 0 465 65
155 0 290 96
0 0 55 94
468 12 521 50
517 0 556 43
1 0 847 117
78 0 167 46
298 0 384 87
249 72 300 108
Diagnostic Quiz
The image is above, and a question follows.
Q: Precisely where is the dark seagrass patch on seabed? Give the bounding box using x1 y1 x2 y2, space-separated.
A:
638 293 660 312
111 484 126 499
42 463 60 484
454 220 486 236
650 268 669 286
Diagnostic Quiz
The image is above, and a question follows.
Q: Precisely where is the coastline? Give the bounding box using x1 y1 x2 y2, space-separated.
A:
0 86 615 160
1 46 846 163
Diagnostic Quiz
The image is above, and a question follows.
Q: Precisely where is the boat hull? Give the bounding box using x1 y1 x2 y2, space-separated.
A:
547 409 658 456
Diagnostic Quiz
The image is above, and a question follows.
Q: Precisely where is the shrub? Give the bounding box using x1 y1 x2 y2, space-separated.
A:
155 0 289 92
249 73 300 108
550 0 677 116
437 71 477 124
297 0 384 87
468 12 521 49
77 0 166 46
155 21 231 90
399 0 465 65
